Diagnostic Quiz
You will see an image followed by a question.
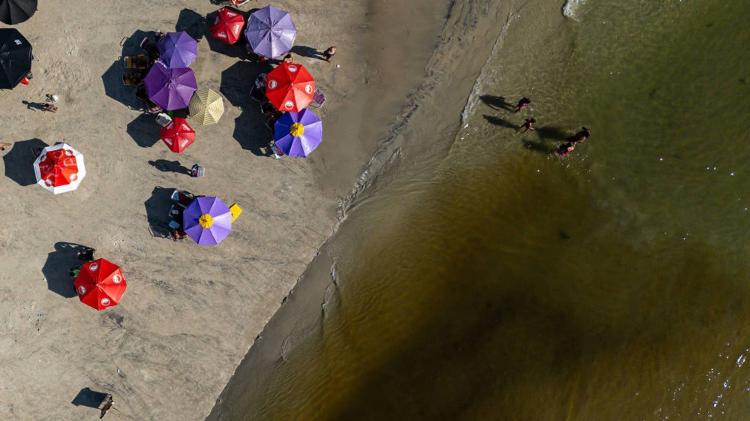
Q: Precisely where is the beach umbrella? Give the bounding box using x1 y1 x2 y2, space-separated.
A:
160 117 195 153
0 28 32 89
33 143 86 194
273 109 323 157
210 7 245 45
74 258 127 311
189 88 224 125
265 62 315 112
144 62 197 110
158 31 198 68
244 5 296 59
183 196 233 246
0 0 37 25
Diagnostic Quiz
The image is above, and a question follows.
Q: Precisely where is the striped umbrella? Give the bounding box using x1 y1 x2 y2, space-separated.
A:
189 88 224 125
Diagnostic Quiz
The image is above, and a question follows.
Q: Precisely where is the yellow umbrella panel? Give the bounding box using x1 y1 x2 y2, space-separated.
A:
189 88 225 125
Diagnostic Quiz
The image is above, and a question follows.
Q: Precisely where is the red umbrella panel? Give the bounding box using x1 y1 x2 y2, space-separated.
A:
160 117 196 153
32 143 86 194
211 7 246 45
74 258 127 311
265 62 316 112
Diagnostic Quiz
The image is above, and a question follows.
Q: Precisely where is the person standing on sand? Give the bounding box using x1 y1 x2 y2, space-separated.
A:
518 117 536 133
323 46 336 62
514 97 530 113
283 53 294 63
99 394 113 418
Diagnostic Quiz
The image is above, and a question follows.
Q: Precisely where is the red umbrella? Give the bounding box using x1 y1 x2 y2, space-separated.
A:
265 62 316 112
160 117 195 153
74 258 127 311
210 7 246 45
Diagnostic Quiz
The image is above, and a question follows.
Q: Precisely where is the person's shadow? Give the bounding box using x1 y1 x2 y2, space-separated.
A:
42 242 93 298
144 186 175 237
71 387 108 409
291 45 326 61
536 126 569 141
126 114 160 148
480 95 514 111
483 115 517 129
2 138 48 186
149 159 191 175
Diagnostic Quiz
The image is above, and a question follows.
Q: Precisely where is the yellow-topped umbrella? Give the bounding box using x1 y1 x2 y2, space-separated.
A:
189 88 225 125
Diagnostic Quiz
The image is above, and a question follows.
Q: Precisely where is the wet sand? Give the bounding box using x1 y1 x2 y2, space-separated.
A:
0 0 447 419
206 0 518 418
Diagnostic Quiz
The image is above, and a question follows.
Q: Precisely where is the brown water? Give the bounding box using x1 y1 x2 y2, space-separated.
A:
215 0 750 419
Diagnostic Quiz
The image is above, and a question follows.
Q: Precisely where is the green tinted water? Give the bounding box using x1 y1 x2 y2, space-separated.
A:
240 1 750 419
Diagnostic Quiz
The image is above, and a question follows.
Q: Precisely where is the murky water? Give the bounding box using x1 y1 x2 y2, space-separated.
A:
237 1 750 419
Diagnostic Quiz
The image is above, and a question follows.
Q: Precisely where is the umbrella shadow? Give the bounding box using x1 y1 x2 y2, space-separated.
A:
291 45 327 61
204 9 249 59
480 94 515 111
126 114 160 148
101 30 157 110
42 242 93 298
176 8 206 41
233 106 273 156
71 387 108 409
219 60 270 107
483 115 517 129
144 186 175 237
148 159 191 175
2 138 48 186
101 61 141 109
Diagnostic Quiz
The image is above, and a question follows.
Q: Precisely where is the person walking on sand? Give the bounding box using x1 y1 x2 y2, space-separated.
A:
99 394 114 418
518 117 536 133
323 46 336 62
514 97 530 113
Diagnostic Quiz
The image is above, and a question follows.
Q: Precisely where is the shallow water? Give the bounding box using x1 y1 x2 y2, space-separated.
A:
235 0 750 419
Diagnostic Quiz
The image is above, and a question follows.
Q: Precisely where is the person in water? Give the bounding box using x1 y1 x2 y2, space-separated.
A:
518 117 536 133
514 97 530 112
567 127 590 143
556 141 577 157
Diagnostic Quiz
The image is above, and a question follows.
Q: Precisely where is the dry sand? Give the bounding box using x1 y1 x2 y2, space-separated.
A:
0 0 439 419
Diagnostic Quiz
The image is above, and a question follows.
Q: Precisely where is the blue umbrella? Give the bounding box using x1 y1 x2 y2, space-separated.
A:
273 109 323 158
158 31 198 68
182 196 233 246
244 5 296 59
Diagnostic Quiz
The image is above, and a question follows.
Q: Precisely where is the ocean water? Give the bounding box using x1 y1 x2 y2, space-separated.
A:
229 0 750 419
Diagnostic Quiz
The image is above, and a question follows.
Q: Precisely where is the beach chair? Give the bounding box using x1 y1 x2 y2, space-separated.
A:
229 203 243 222
311 88 326 108
155 113 173 127
123 54 149 70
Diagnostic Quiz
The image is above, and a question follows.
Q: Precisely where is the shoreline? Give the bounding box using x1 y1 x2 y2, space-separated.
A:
207 0 517 418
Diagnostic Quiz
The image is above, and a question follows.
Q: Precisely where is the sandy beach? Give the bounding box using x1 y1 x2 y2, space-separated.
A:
0 0 444 419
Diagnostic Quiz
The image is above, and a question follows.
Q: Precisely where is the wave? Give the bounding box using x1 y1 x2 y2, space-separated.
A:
562 0 586 21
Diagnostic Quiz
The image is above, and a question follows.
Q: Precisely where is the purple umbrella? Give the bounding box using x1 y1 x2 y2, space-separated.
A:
273 109 323 158
182 196 233 246
158 31 198 68
245 5 296 59
144 62 197 110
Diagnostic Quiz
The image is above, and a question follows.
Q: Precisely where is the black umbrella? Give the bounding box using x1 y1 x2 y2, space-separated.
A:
0 0 37 25
0 28 32 89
